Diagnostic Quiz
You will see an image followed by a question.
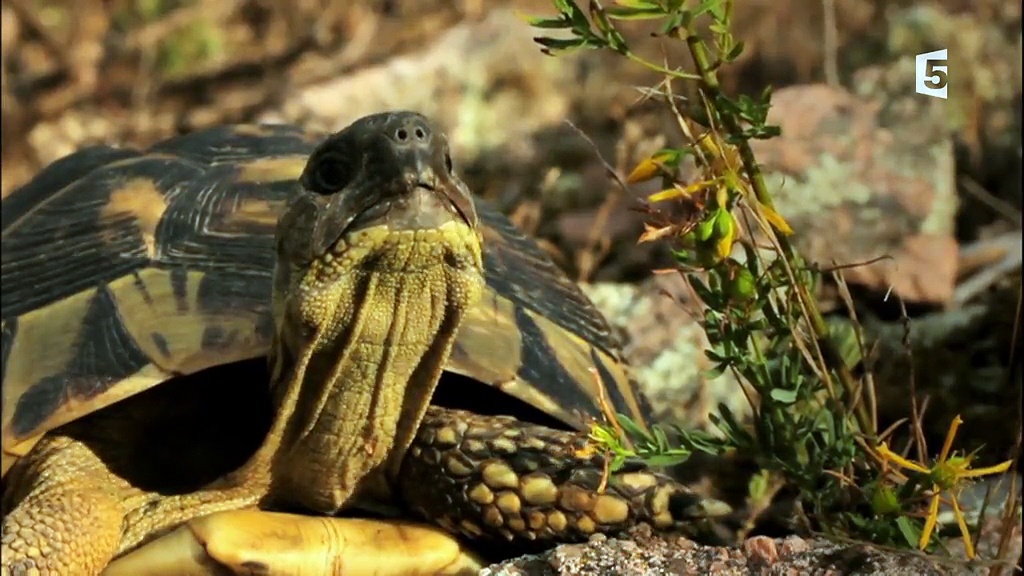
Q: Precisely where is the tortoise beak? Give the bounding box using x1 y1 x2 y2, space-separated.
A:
408 152 437 190
370 114 476 232
390 148 475 233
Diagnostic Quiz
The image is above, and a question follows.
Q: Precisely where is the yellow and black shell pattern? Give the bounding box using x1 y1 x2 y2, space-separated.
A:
0 124 652 475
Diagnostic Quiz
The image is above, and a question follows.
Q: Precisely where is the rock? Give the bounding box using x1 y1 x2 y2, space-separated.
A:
582 277 748 429
482 524 993 576
867 2 1022 230
751 83 959 306
554 81 960 305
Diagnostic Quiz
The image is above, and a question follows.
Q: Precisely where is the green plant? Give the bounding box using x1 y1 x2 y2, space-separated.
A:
526 0 1013 559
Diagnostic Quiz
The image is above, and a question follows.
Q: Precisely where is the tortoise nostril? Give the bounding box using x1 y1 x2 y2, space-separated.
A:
390 118 433 148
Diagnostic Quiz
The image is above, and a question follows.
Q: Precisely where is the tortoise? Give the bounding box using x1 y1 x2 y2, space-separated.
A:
1 111 718 575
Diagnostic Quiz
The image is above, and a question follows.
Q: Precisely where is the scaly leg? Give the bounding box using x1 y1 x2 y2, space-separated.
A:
1 433 261 576
1 436 125 576
397 406 729 543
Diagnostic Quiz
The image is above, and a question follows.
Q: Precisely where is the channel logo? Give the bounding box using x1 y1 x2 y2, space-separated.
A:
915 49 948 99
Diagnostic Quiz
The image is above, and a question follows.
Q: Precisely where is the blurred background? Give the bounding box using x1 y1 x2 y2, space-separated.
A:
1 0 1021 461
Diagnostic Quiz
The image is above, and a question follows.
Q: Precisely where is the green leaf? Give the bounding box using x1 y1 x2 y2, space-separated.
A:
612 0 659 6
654 147 686 166
748 469 770 499
689 276 715 303
695 212 718 241
703 348 730 364
642 452 692 468
671 249 693 263
589 2 630 53
659 9 688 34
712 401 745 432
725 40 746 61
615 414 649 441
533 36 590 53
567 1 593 32
609 453 627 472
524 15 574 29
750 125 782 139
589 424 624 453
896 516 921 548
768 388 799 405
708 21 729 35
694 0 724 19
652 425 671 451
702 363 728 379
675 427 728 454
605 6 665 20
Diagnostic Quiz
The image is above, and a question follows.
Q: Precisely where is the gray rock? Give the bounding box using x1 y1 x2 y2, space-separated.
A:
483 524 996 576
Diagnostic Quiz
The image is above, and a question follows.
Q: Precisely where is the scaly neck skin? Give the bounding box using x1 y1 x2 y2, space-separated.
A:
256 225 484 514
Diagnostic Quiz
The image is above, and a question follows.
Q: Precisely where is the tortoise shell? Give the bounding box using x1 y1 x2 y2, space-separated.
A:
0 124 651 475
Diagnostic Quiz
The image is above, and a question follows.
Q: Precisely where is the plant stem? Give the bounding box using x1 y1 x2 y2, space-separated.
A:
683 31 874 437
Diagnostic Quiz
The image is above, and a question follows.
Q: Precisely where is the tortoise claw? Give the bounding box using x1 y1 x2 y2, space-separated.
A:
102 510 484 576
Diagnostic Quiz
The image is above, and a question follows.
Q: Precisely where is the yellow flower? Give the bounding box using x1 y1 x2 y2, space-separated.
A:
647 179 718 203
758 204 794 236
875 415 1012 559
626 150 680 184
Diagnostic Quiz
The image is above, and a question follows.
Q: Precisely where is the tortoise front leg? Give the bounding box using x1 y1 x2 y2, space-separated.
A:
1 432 264 576
398 407 727 543
2 436 127 575
101 511 484 576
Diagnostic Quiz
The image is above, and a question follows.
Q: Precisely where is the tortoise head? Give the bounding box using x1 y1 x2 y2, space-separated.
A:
273 111 484 344
284 112 480 262
267 112 486 510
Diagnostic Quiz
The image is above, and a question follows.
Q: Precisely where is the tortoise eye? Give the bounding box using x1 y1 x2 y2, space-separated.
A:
444 152 453 174
311 155 352 194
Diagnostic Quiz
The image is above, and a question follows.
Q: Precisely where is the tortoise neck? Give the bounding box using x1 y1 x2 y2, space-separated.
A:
255 262 482 514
